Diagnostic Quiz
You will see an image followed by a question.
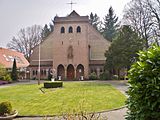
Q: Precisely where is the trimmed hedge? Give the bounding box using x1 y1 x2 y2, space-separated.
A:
44 81 63 88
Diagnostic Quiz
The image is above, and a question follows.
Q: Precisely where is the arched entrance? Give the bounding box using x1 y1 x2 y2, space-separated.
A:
67 64 75 80
76 64 84 80
57 64 65 80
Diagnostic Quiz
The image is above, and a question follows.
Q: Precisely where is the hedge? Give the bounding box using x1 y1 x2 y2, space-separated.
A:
44 81 63 88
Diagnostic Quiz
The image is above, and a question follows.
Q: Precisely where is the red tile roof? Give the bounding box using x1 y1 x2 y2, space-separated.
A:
0 47 29 68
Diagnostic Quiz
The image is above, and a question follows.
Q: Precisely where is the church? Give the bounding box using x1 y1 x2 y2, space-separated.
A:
29 10 110 80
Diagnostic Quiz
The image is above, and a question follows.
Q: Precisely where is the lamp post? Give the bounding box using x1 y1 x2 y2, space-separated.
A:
38 42 41 85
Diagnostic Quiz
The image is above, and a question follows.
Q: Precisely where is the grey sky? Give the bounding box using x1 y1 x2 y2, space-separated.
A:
0 0 130 47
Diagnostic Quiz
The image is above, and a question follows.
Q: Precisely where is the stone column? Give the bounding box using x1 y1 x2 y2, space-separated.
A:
64 67 67 80
74 69 77 80
74 64 77 80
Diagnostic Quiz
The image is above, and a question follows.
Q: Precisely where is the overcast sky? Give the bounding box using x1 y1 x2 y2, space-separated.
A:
0 0 130 47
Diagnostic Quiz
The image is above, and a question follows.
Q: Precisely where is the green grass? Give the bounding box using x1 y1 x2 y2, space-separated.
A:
0 81 126 116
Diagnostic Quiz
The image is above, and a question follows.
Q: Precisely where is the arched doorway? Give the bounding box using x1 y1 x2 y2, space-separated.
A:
67 64 75 80
76 64 84 80
57 64 65 80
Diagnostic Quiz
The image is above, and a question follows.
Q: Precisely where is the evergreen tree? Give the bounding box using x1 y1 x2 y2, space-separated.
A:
89 12 101 32
49 23 54 32
41 24 51 39
103 6 119 41
11 59 18 81
105 25 144 76
41 19 54 40
49 20 54 32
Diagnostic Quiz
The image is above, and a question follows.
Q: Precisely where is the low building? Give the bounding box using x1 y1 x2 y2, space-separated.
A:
0 47 29 79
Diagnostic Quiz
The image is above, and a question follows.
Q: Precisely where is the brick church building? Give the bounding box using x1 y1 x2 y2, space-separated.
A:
29 10 110 80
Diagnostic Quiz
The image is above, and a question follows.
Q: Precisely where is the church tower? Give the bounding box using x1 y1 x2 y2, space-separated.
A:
53 11 89 80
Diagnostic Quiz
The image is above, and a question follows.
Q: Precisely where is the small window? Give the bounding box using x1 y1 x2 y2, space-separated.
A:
36 70 38 75
41 70 43 75
44 70 46 76
33 70 35 75
61 27 65 33
69 26 73 33
77 26 81 33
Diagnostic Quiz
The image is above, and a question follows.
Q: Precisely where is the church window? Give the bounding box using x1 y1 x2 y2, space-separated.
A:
61 27 65 33
69 26 73 33
77 26 81 33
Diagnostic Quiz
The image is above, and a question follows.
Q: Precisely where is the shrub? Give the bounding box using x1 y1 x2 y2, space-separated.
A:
3 74 12 82
44 81 63 88
62 110 101 120
0 65 7 80
111 75 118 80
99 72 110 80
32 77 36 80
89 72 97 80
0 101 12 116
126 45 160 120
61 99 103 120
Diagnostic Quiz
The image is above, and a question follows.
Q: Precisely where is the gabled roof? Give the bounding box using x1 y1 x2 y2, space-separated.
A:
67 10 80 17
0 47 29 68
54 10 89 23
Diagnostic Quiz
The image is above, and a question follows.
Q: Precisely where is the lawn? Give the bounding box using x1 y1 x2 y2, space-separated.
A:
0 81 126 116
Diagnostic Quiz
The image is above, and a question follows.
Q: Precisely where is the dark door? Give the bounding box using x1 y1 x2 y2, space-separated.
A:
67 64 74 80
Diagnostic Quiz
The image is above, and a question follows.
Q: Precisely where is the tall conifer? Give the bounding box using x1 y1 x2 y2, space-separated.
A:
11 59 18 81
103 7 118 41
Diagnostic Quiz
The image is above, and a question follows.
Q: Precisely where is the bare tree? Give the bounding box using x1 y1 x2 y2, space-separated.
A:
7 25 42 61
145 0 160 45
123 0 153 48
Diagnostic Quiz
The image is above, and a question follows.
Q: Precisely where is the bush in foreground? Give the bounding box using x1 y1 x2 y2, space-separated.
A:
0 101 12 116
126 45 160 120
44 81 63 88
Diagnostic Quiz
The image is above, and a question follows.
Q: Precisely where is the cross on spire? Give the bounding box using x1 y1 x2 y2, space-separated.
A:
67 1 76 11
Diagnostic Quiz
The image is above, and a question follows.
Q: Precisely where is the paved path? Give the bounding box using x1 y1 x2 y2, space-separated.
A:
0 80 128 120
101 80 128 120
0 80 37 88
